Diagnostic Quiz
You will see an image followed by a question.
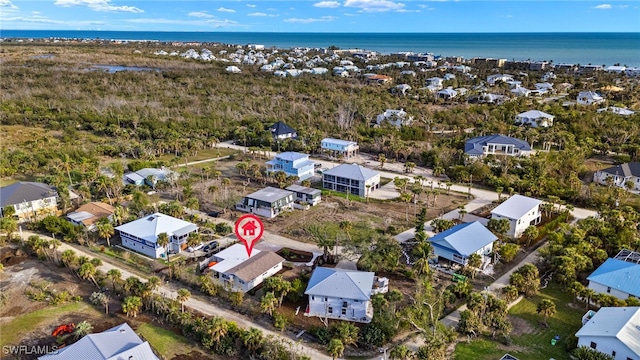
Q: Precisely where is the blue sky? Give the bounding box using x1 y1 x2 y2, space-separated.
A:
1 0 639 32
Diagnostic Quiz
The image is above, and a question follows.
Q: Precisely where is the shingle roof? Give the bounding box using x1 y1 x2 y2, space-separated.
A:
464 134 531 155
0 182 58 208
599 162 640 178
305 267 374 301
575 306 640 357
491 195 542 220
114 213 197 244
227 251 285 282
38 323 159 360
269 121 296 136
429 221 497 257
587 258 640 297
246 187 293 203
323 164 379 181
67 202 115 226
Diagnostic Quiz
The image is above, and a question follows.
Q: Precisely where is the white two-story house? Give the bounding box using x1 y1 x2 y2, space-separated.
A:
375 109 413 128
265 152 316 181
575 307 640 360
304 267 388 324
115 213 198 258
322 164 380 197
515 110 555 128
490 194 542 238
236 187 294 218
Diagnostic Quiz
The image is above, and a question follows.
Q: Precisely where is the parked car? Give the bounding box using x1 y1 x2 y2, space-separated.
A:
203 241 219 253
208 211 220 218
187 243 204 252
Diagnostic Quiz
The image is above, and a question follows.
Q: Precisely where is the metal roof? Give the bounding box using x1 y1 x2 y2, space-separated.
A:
274 152 309 162
464 134 531 155
587 258 640 298
491 195 542 220
246 187 293 203
321 138 357 147
38 323 159 360
428 221 497 257
211 244 260 273
516 110 554 119
286 185 321 196
0 181 58 207
305 267 374 301
322 164 379 181
575 306 640 357
114 213 197 244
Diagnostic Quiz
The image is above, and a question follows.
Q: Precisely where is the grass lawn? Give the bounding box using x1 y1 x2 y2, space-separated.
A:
136 322 196 358
454 283 583 360
0 302 96 347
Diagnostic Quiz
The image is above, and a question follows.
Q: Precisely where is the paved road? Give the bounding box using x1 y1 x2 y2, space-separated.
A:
19 229 332 360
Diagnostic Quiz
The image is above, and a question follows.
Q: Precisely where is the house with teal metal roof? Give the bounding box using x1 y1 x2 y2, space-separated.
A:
587 258 640 300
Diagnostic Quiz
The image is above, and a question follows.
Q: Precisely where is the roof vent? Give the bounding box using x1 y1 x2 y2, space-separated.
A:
120 329 126 333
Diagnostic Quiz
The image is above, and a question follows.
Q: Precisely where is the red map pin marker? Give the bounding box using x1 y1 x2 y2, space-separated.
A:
234 214 264 257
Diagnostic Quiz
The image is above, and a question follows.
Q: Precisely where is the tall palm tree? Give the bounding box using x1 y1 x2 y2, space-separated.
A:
78 262 98 288
122 296 143 318
61 249 77 269
157 232 170 262
260 292 278 316
96 218 114 247
107 269 122 292
176 288 191 312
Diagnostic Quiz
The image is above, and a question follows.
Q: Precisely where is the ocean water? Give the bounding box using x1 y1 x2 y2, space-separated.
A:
2 30 639 67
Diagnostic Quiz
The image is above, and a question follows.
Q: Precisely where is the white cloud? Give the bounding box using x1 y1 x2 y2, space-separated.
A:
593 3 612 9
54 0 143 13
344 0 405 12
32 11 40 14
0 0 18 9
127 17 238 28
188 11 214 18
283 15 336 23
248 12 266 16
314 1 341 8
1 15 104 26
217 7 236 13
246 4 256 7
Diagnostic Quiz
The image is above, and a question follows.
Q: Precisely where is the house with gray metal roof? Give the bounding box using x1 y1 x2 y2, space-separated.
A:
321 138 359 159
304 267 388 324
0 181 58 222
38 322 159 360
322 164 380 197
464 134 532 159
575 307 640 360
286 185 322 206
236 187 294 218
428 221 497 265
115 213 198 258
587 258 640 300
490 194 542 238
593 162 640 192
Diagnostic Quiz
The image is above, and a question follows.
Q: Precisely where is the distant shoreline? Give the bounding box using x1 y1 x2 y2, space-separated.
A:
2 30 639 67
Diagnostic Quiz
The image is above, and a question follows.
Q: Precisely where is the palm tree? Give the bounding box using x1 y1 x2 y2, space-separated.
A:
327 339 344 360
73 320 93 340
96 218 114 247
523 225 539 247
378 153 387 169
241 328 264 351
112 205 128 226
187 232 201 250
78 262 98 288
207 317 229 343
107 269 122 292
122 296 143 318
339 220 352 242
260 291 278 316
61 249 77 269
536 299 556 326
176 288 191 312
157 232 170 262
467 253 483 279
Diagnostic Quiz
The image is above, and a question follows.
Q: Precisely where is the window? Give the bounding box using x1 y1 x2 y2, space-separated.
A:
590 341 597 349
311 296 315 301
342 301 348 308
324 297 328 302
341 308 347 315
607 287 611 293
611 351 615 357
328 307 333 314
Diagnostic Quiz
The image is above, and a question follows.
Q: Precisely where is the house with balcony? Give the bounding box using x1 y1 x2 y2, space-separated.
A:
322 164 380 197
490 194 542 238
0 182 59 222
304 267 389 324
236 187 294 218
207 244 285 293
593 162 640 191
428 221 497 266
321 138 359 159
265 152 315 181
115 213 198 258
464 134 532 159
515 110 555 128
66 201 115 231
575 307 640 360
286 185 322 207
